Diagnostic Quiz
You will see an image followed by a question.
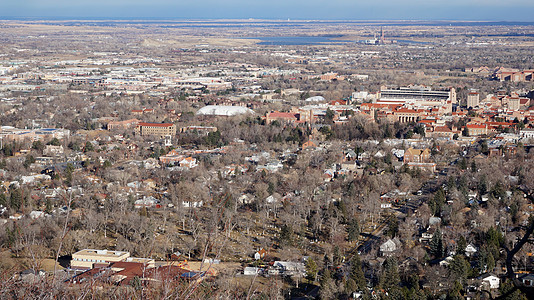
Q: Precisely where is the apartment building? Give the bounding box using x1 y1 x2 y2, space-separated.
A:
135 122 176 137
467 92 480 108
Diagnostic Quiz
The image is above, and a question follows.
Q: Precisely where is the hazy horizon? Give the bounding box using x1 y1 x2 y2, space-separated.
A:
1 0 533 22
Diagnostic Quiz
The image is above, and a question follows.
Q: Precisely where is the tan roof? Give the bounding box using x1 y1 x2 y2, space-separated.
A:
73 249 129 260
405 148 430 156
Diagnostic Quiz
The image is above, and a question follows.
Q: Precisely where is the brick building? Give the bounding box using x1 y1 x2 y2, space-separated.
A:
135 122 176 137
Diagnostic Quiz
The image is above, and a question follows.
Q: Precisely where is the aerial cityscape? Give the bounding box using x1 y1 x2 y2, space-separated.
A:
0 1 534 299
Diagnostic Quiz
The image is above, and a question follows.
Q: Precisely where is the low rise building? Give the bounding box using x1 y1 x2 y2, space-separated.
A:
71 249 130 270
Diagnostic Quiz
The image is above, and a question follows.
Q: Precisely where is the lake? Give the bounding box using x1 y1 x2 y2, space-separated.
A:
249 35 350 45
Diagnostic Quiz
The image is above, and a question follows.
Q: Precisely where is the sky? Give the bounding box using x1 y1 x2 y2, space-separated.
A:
1 0 533 21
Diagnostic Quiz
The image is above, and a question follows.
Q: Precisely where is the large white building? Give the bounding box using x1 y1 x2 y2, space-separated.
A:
378 85 456 106
196 105 254 116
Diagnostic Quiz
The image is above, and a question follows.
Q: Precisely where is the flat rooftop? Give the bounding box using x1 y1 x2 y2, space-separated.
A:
73 249 130 259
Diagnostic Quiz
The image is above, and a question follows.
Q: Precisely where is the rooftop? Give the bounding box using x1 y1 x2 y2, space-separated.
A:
73 249 130 259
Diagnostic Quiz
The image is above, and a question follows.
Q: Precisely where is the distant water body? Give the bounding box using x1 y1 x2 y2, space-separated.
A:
247 36 430 45
2 18 534 27
250 35 349 45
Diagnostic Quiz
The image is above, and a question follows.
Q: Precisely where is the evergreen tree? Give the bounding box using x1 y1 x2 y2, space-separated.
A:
470 160 477 172
448 280 464 300
47 138 61 146
430 228 444 258
487 253 495 272
45 198 52 214
5 226 17 247
349 255 366 292
205 130 222 146
31 140 44 151
319 268 334 299
459 157 467 170
499 279 528 300
9 188 22 211
478 175 488 195
84 141 94 152
325 108 335 124
0 192 6 207
385 213 399 238
431 188 446 216
448 255 470 284
23 155 35 168
305 258 318 282
480 141 489 154
347 218 360 242
279 224 293 247
486 226 504 248
477 247 488 272
491 181 506 200
447 176 456 191
380 257 400 290
457 236 467 256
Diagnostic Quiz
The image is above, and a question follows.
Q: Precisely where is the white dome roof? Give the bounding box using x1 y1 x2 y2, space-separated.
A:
196 105 254 116
305 96 326 102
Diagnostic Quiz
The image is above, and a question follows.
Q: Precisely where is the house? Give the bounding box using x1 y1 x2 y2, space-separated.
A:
143 158 160 169
519 273 534 287
404 148 431 163
134 196 160 209
254 248 267 260
477 273 500 289
272 261 306 276
420 227 436 242
43 145 64 156
302 140 317 150
379 238 401 256
404 148 436 172
183 200 203 208
29 210 47 219
244 267 261 276
465 244 478 257
344 149 358 161
438 256 454 267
